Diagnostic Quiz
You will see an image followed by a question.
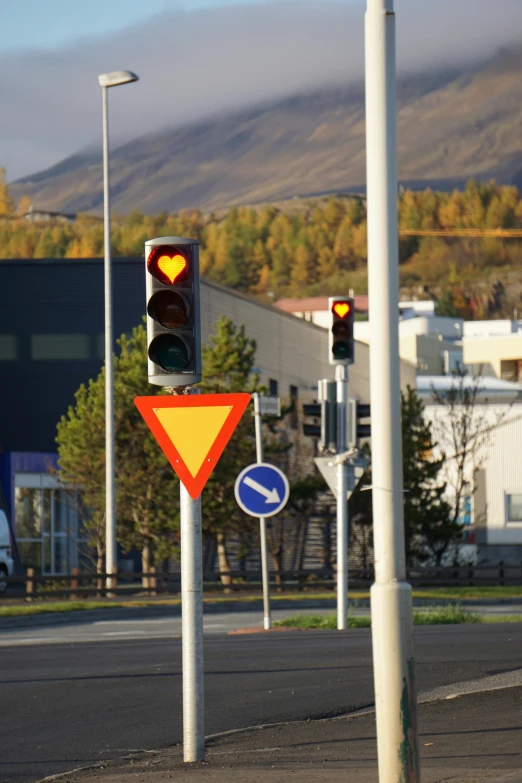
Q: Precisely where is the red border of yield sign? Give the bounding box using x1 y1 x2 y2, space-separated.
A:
134 393 251 499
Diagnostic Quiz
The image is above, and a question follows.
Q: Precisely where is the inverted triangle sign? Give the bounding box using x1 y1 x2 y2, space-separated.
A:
135 393 251 499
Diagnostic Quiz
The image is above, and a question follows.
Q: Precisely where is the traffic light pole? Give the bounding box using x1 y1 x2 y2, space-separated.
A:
335 365 349 630
365 1 419 781
180 482 205 762
253 393 271 630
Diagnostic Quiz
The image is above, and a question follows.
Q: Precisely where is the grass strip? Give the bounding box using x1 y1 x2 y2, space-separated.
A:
274 605 522 629
2 585 522 618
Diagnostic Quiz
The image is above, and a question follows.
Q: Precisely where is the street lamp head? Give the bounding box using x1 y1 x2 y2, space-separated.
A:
98 70 139 88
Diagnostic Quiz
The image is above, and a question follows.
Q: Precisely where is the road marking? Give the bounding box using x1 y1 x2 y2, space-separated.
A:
103 630 147 636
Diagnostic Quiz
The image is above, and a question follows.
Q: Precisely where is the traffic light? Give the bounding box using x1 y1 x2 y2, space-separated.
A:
328 296 354 366
348 399 371 448
302 401 321 439
145 236 202 387
302 380 337 452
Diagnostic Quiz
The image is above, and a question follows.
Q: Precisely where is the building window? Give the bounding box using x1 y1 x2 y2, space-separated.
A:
14 473 84 575
269 379 278 396
32 334 90 360
289 385 298 429
0 335 17 360
506 493 522 524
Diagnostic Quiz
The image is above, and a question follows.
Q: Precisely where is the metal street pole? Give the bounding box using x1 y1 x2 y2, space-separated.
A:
180 482 205 762
365 2 420 782
101 84 117 591
335 365 349 630
253 393 271 630
99 70 138 591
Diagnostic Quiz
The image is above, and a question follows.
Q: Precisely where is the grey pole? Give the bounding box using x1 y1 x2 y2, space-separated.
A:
336 364 349 630
253 393 271 630
365 1 419 781
101 85 117 590
180 482 205 762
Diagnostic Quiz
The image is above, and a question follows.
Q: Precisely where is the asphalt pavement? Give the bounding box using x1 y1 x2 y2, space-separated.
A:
1 599 521 646
1 621 522 783
63 685 522 783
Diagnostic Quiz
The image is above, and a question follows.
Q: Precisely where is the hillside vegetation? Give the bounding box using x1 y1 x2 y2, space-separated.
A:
2 180 522 318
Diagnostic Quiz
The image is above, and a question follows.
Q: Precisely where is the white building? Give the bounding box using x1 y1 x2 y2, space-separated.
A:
417 375 522 564
462 320 522 382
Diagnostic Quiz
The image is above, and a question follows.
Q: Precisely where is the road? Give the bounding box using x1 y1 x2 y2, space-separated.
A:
1 617 521 783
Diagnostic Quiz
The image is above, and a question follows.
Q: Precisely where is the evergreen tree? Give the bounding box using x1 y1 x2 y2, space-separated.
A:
401 386 458 565
199 316 261 585
56 324 180 577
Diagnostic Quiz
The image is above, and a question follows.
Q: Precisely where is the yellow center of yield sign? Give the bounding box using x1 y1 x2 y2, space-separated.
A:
154 405 232 477
134 393 252 499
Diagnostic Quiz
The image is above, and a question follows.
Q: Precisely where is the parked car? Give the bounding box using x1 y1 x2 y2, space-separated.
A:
0 510 14 593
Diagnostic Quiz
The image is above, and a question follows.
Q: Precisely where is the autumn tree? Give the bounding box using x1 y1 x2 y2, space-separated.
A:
56 324 180 578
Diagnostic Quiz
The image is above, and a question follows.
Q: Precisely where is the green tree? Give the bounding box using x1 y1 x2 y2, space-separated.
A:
401 386 458 565
56 324 180 578
346 389 459 569
199 316 261 585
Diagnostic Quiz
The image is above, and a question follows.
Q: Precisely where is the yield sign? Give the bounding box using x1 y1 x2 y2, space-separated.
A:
135 393 251 499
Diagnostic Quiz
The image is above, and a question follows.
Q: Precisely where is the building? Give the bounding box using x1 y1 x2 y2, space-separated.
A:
274 295 369 328
23 207 78 224
462 320 522 382
417 375 522 564
0 257 417 575
274 296 462 375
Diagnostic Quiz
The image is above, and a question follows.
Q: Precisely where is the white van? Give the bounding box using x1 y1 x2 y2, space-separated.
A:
0 510 14 593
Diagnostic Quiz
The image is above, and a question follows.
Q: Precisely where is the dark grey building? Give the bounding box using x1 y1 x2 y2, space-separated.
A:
0 257 414 575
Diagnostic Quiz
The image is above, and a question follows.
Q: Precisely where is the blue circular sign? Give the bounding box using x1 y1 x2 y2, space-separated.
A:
234 462 289 518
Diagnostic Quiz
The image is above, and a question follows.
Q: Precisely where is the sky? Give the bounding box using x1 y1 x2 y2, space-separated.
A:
3 0 522 183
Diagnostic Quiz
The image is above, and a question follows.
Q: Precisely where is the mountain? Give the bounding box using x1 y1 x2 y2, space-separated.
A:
11 47 522 214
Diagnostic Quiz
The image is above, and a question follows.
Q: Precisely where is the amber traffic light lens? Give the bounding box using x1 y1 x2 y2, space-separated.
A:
149 334 190 372
147 291 189 329
332 301 351 319
147 246 189 285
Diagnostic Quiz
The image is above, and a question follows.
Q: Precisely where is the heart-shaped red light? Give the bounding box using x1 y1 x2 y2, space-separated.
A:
157 253 187 284
333 302 350 319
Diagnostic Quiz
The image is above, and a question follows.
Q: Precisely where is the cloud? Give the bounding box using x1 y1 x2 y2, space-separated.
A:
3 0 522 181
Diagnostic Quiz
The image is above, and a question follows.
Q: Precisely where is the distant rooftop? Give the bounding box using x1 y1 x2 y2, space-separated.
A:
417 374 522 401
275 295 369 314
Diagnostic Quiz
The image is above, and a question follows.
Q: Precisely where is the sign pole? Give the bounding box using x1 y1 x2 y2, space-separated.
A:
180 482 205 762
336 365 349 630
253 393 271 630
365 1 420 781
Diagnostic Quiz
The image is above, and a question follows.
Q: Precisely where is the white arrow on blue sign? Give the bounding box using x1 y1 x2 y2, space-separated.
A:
234 462 289 518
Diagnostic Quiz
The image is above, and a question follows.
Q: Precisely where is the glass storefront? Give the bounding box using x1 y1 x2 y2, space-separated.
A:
15 473 83 575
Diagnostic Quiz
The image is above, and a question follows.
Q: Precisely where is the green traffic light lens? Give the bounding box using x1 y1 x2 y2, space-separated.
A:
148 291 189 329
149 334 190 372
332 342 350 359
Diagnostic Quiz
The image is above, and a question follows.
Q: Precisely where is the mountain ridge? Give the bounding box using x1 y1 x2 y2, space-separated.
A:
10 47 522 214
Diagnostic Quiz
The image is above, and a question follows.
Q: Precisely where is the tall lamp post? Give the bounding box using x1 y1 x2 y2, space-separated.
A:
98 70 139 588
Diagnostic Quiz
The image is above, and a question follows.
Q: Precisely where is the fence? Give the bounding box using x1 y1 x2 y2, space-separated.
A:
1 562 521 600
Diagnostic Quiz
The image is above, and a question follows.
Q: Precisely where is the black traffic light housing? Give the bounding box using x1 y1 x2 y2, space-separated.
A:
328 296 354 366
348 399 371 448
145 236 202 387
302 380 337 452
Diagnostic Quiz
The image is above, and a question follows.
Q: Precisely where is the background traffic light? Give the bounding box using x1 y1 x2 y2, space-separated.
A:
145 236 202 387
302 379 337 452
348 399 371 448
328 296 354 366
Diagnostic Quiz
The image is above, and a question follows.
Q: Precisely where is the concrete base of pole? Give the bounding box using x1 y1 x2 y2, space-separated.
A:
371 581 420 783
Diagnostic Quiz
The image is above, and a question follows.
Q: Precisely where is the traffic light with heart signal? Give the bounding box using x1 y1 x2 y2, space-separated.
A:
328 296 354 366
145 236 202 387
